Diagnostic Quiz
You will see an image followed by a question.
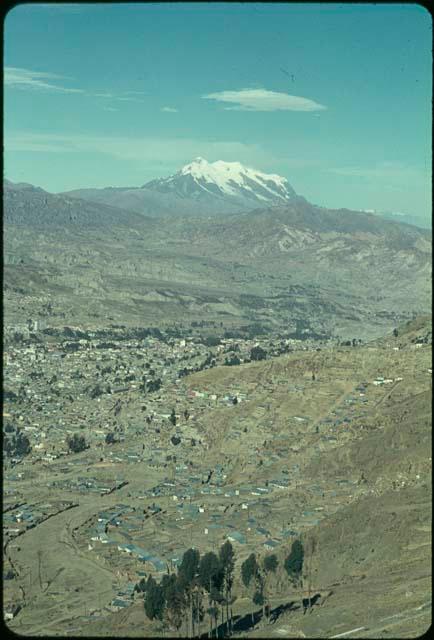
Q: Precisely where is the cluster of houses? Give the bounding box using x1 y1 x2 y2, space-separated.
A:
3 500 76 545
4 317 430 628
2 328 262 469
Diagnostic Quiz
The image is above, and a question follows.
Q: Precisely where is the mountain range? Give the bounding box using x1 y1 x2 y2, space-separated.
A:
60 159 430 230
61 158 299 217
4 164 431 340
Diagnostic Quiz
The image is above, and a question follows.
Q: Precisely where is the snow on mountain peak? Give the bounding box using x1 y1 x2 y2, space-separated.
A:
143 157 297 210
179 157 294 199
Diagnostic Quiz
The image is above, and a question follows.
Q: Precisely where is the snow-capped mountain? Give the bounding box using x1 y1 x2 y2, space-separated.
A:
62 158 299 217
143 157 297 211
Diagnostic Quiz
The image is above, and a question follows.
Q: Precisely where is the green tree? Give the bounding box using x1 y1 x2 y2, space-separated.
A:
284 540 304 581
105 432 116 445
134 576 148 594
304 537 317 611
207 605 219 639
147 378 162 393
66 433 87 453
162 574 186 633
250 345 267 361
255 572 266 623
284 539 304 604
144 577 165 621
241 553 259 624
199 551 224 638
263 554 279 621
253 589 264 609
241 553 258 588
263 554 278 574
4 428 31 458
89 384 103 399
178 548 201 638
192 586 205 637
219 541 235 635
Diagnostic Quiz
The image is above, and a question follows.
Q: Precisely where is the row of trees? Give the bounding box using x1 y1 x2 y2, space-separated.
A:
240 539 304 624
6 425 91 459
139 542 235 637
224 346 267 366
140 539 306 637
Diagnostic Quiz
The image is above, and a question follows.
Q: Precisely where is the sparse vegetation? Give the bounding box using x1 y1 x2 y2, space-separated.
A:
105 432 116 445
66 433 87 453
250 345 267 361
4 427 31 458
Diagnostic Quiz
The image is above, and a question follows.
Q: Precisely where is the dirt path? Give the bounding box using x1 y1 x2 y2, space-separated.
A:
311 381 354 428
8 498 119 635
335 600 431 638
374 379 401 408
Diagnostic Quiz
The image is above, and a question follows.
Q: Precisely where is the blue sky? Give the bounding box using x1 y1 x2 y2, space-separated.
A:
4 2 432 223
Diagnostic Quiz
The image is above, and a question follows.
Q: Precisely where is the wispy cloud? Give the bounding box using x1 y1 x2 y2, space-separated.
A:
161 106 179 113
116 96 145 103
91 91 145 103
5 131 281 173
5 67 147 103
103 106 119 112
4 67 84 94
203 87 326 112
92 92 115 99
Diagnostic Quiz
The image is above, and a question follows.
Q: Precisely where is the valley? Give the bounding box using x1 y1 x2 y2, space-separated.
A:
3 310 432 636
4 177 431 343
3 164 432 639
4 4 432 636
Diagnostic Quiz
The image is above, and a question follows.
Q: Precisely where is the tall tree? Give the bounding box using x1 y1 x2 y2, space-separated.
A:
241 553 258 589
144 577 165 621
192 584 205 638
162 574 186 635
263 554 279 620
304 537 317 611
199 551 224 638
241 553 259 624
284 539 304 604
178 548 201 638
253 588 265 623
219 541 235 635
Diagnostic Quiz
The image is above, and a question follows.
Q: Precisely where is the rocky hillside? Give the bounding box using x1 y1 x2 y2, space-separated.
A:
3 179 432 340
4 180 148 229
